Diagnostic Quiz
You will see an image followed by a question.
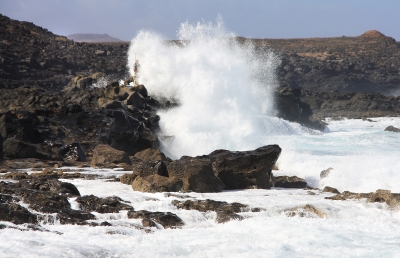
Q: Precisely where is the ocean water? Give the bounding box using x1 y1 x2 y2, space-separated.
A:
1 17 400 257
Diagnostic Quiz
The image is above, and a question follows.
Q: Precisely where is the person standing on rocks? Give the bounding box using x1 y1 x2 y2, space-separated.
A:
133 60 140 86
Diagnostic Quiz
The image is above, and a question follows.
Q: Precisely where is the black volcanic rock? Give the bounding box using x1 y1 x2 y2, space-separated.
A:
273 176 308 189
130 145 281 193
3 138 51 159
0 178 96 225
208 145 281 190
76 195 133 213
0 201 37 225
0 14 129 90
300 90 400 120
127 210 184 229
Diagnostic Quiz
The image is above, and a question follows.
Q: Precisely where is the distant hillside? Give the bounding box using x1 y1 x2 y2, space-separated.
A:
67 33 123 42
0 14 129 90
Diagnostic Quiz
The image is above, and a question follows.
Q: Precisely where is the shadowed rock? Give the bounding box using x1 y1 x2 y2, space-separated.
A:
3 138 50 160
0 202 38 224
273 176 308 189
76 195 133 213
57 142 86 161
127 210 184 229
209 145 281 190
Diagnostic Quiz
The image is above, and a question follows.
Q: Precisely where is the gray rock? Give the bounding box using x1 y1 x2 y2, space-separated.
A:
384 126 400 132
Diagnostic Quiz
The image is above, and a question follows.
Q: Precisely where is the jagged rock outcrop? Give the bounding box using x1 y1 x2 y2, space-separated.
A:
208 145 281 190
128 145 281 193
0 82 161 165
0 177 95 225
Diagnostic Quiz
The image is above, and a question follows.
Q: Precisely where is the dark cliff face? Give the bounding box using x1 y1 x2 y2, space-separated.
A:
0 14 129 90
244 31 400 95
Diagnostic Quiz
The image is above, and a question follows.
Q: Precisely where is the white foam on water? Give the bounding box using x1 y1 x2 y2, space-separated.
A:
0 177 399 257
127 16 285 159
127 16 400 193
275 117 400 192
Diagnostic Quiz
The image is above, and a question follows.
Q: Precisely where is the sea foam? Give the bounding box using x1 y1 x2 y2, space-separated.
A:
127 16 288 158
127 17 400 193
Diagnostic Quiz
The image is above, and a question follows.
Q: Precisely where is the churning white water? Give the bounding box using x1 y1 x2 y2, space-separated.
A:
128 17 400 193
128 16 283 159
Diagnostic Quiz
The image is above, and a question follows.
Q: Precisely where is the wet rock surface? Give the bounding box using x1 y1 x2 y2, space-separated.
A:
385 125 400 132
0 177 95 225
76 195 133 213
273 176 308 189
325 189 400 209
127 210 184 229
172 199 262 223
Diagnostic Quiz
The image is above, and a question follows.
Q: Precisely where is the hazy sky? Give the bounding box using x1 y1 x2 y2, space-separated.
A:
1 0 399 41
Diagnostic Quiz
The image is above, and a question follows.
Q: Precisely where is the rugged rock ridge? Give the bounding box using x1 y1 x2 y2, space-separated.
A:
244 30 400 94
0 14 128 90
2 13 400 96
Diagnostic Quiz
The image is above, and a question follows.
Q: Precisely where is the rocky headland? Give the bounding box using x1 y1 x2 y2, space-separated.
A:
1 14 400 231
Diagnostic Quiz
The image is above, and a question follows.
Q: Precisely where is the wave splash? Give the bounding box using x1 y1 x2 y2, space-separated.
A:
127 17 307 158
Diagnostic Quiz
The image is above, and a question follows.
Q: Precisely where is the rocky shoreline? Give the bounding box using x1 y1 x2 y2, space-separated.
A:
1 14 400 232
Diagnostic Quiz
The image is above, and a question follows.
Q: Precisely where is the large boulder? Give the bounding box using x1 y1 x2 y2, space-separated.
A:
134 148 169 162
168 157 225 193
208 145 281 190
3 138 50 159
91 144 131 167
131 174 182 193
